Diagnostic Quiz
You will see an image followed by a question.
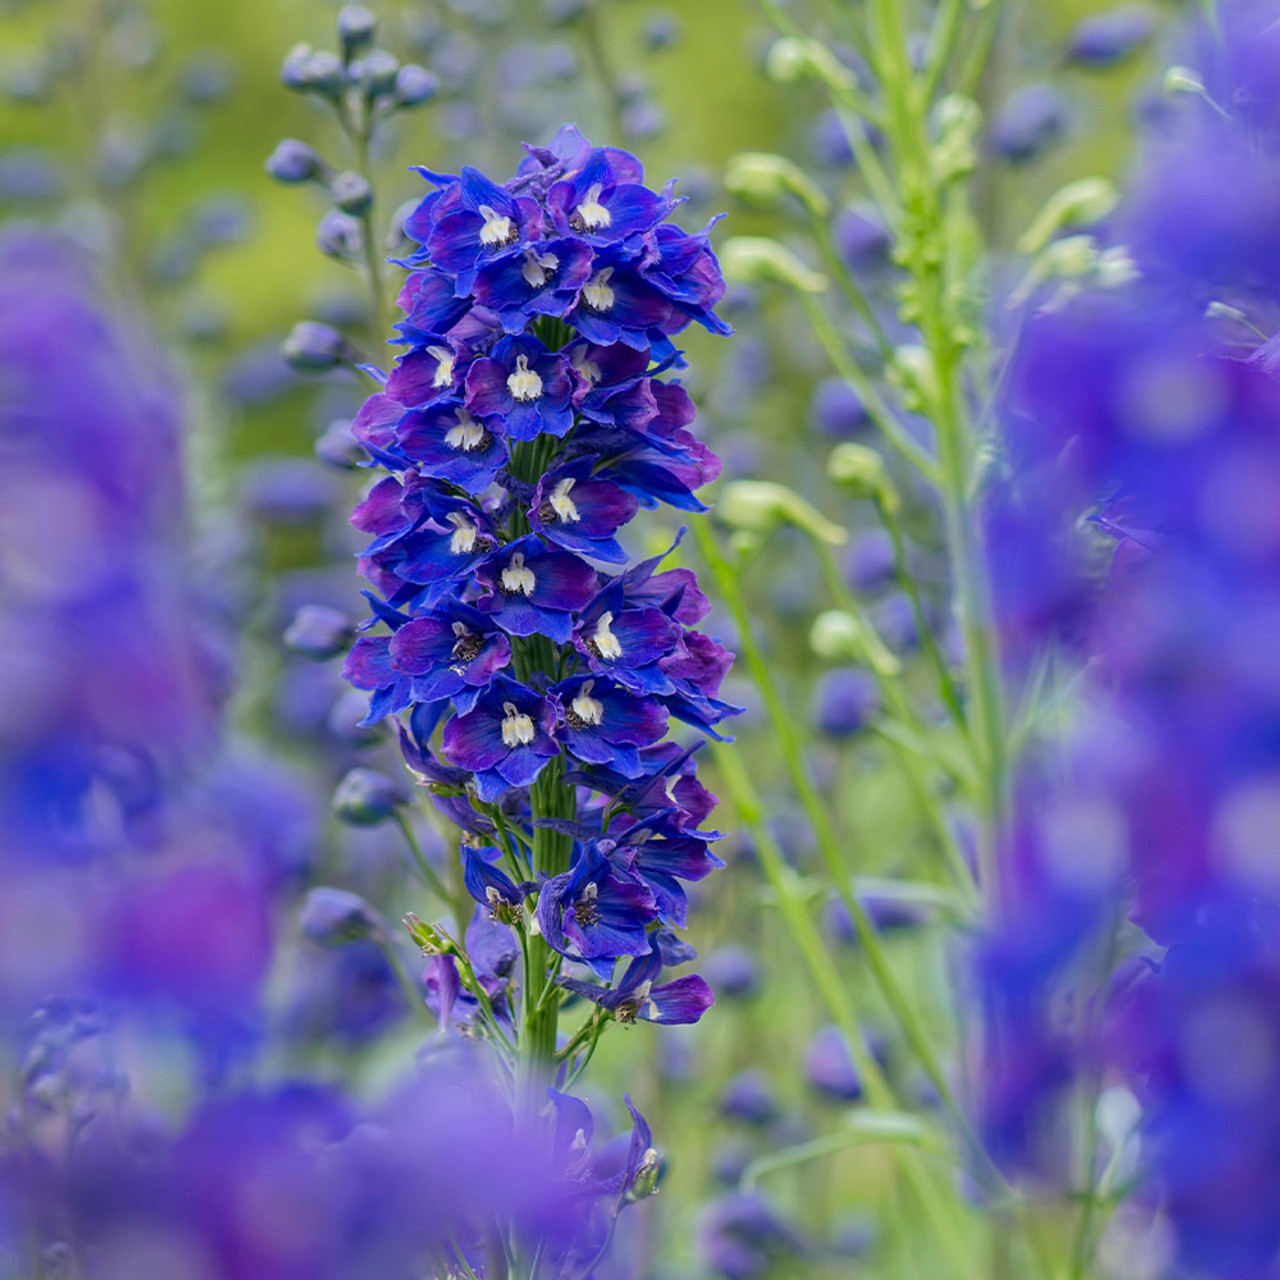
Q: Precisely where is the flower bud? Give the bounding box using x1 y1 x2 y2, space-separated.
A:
809 609 901 677
300 886 385 945
1017 177 1119 255
626 1147 663 1201
281 320 357 372
717 480 846 546
931 94 983 182
1067 6 1154 69
316 210 364 261
330 170 374 216
1163 65 1204 98
814 668 879 737
332 767 404 826
393 64 438 108
704 946 762 1001
827 443 899 513
404 912 454 957
990 84 1069 165
280 44 344 97
719 236 827 294
315 418 366 469
724 152 830 218
283 604 355 661
265 138 324 184
888 345 938 419
353 48 400 98
765 37 857 92
337 5 377 57
645 13 681 50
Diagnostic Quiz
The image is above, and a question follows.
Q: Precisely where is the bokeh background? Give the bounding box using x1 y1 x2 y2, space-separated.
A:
0 1 1177 1274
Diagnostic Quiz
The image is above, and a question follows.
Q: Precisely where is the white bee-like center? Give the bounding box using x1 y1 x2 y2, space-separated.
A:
427 344 454 388
571 679 604 726
478 203 515 246
501 551 536 595
572 350 603 384
582 268 616 313
575 183 612 231
593 611 623 660
507 353 544 402
549 477 581 523
500 701 535 747
447 512 478 554
444 409 486 452
521 247 560 289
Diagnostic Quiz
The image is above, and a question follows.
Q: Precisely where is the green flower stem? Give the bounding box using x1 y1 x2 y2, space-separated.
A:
395 811 453 904
517 757 575 1112
710 737 981 1280
922 0 966 102
865 0 1008 910
336 102 392 348
808 210 895 363
377 939 436 1029
796 292 939 478
577 0 625 142
693 520 973 1140
875 493 970 730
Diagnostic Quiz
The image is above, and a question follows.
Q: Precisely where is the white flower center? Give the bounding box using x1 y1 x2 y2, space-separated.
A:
447 512 478 554
593 611 623 660
574 183 612 231
444 409 486 452
582 268 615 312
501 551 536 595
521 247 560 289
427 344 454 388
549 477 580 523
478 203 515 247
500 701 535 747
507 354 544 402
571 679 604 726
571 349 602 384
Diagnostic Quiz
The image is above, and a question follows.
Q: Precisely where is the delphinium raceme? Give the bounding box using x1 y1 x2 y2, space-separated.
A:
297 114 738 1269
978 3 1280 1276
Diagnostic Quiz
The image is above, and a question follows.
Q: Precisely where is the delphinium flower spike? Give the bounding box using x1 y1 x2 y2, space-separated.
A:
333 123 735 1272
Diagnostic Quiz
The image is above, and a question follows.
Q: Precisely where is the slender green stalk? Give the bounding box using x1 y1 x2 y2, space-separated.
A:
797 292 940 478
711 737 982 1280
809 210 895 363
395 811 453 903
578 0 626 140
694 520 972 1137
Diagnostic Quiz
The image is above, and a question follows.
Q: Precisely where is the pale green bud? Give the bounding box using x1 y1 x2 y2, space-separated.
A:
403 912 453 957
1206 301 1252 326
827 443 899 513
717 480 847 546
626 1148 663 1201
1096 245 1139 290
1039 234 1100 279
719 236 828 294
1164 65 1204 96
931 94 983 182
889 345 939 416
765 37 856 92
725 152 830 218
809 609 901 677
1017 178 1119 256
810 609 862 660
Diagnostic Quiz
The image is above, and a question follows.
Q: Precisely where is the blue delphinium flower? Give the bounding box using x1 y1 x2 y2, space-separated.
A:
344 126 734 1073
979 9 1280 1273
